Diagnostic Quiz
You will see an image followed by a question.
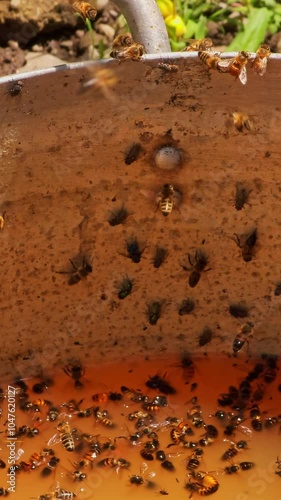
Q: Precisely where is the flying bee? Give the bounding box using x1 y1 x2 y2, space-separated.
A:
232 113 253 133
63 362 85 388
118 276 133 299
182 249 210 288
80 68 117 101
124 143 142 165
32 398 52 407
221 440 248 460
233 228 257 262
147 301 162 325
56 422 76 452
252 44 271 76
57 257 92 286
198 50 221 69
233 321 254 355
184 38 213 52
217 51 250 84
156 184 181 216
72 1 97 22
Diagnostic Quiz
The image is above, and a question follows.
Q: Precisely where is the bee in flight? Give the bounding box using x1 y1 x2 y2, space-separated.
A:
80 68 117 101
232 113 253 133
156 184 181 216
252 44 271 76
72 1 97 22
184 38 214 52
110 34 145 61
217 51 250 85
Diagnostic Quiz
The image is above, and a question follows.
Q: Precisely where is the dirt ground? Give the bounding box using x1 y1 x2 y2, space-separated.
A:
0 0 280 76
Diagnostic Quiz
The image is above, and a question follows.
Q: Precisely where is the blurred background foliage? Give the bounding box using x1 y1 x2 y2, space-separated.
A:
157 0 281 51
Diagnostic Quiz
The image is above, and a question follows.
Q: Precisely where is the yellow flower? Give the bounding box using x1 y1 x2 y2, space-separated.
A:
165 14 186 37
157 0 174 18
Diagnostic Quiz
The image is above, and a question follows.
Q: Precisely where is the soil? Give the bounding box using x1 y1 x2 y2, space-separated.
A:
0 0 280 76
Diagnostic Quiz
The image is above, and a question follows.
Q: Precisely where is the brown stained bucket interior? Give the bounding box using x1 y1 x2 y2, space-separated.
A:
1 53 281 379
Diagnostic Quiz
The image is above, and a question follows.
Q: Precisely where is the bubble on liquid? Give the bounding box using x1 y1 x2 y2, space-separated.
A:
154 145 182 170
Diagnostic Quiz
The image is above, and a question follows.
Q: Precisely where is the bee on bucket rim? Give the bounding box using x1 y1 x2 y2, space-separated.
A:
217 51 250 84
72 1 97 22
110 34 145 61
252 44 271 76
198 51 222 70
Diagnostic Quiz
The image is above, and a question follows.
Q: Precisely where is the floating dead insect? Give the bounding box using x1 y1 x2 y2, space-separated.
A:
198 327 213 347
56 257 92 285
124 143 142 165
234 183 251 210
6 80 23 97
232 113 253 133
72 1 97 22
155 184 181 216
153 246 168 268
274 282 281 296
125 238 146 263
108 205 129 226
147 301 162 325
181 249 210 288
252 44 271 76
64 361 85 388
158 62 179 72
110 34 145 61
80 68 117 101
229 302 249 318
233 322 254 355
184 38 214 52
146 374 176 395
118 276 133 300
233 228 257 262
186 471 219 497
178 298 195 316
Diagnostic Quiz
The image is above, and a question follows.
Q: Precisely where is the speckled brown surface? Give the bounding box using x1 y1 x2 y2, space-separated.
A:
1 53 281 379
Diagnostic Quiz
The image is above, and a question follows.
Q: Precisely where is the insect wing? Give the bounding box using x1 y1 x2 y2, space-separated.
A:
239 66 247 85
47 432 61 446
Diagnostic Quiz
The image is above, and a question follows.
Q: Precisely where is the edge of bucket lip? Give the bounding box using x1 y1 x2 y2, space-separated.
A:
1 51 281 85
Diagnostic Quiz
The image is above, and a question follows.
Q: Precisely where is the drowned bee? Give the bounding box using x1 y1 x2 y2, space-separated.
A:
72 1 97 22
217 51 250 85
233 322 254 355
156 184 181 216
252 44 271 76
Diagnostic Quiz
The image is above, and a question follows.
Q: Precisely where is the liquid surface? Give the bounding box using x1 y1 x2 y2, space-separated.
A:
0 355 281 499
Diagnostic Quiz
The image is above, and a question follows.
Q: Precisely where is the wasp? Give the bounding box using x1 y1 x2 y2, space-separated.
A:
156 184 181 216
63 362 85 388
57 257 92 286
252 44 271 76
118 277 133 299
56 422 76 452
72 1 97 22
124 143 142 165
145 374 176 395
217 51 250 85
182 250 210 288
233 322 254 354
108 205 129 226
198 50 222 70
233 228 257 262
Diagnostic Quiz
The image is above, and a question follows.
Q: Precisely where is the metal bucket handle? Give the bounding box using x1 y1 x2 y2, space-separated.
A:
113 0 171 53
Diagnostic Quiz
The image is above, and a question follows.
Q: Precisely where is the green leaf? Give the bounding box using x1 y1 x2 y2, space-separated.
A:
195 16 208 39
184 19 198 38
227 7 272 51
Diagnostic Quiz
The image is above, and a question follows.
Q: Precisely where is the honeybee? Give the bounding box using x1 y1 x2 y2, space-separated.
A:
156 184 181 216
110 34 145 61
72 1 97 22
158 62 179 72
233 322 254 354
182 249 210 288
187 470 219 496
98 457 130 469
56 422 76 452
63 362 85 388
184 38 213 52
198 51 221 69
232 113 253 133
93 406 114 427
252 44 271 76
221 440 248 460
37 486 77 500
57 257 92 286
80 68 117 101
75 448 101 468
224 461 255 474
217 51 250 84
233 228 257 262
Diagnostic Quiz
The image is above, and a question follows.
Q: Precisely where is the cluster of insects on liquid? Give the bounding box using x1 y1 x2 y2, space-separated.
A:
184 38 271 84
